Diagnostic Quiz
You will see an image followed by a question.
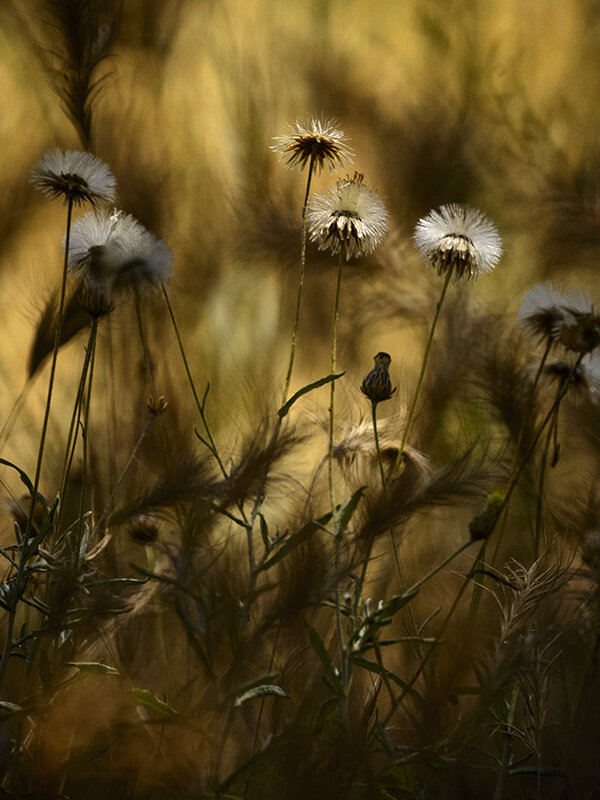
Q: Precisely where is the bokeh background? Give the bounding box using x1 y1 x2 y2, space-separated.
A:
2 2 600 796
1 0 599 456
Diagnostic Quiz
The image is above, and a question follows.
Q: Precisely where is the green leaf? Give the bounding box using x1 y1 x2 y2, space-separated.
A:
232 672 281 696
351 657 422 700
261 511 332 570
278 372 345 418
234 684 288 707
308 626 345 697
132 689 177 718
336 486 365 534
0 457 49 511
67 661 120 676
0 701 24 718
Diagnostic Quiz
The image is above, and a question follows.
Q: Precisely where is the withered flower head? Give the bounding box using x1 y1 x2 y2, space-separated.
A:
307 172 389 260
540 353 600 402
361 351 396 404
518 283 600 353
30 149 116 207
413 203 502 280
68 209 172 302
271 117 352 173
128 513 160 543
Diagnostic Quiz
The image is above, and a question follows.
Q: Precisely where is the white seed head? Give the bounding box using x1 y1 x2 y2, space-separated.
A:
68 209 172 301
271 117 352 174
306 173 389 260
519 283 600 353
413 203 502 280
30 149 116 207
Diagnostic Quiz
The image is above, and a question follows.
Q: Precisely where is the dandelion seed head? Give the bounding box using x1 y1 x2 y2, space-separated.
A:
413 203 502 279
30 149 116 207
68 209 172 301
540 353 600 402
518 283 600 353
307 173 389 260
271 117 352 173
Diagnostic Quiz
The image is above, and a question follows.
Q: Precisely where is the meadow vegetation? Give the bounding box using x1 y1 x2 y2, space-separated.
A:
1 1 600 798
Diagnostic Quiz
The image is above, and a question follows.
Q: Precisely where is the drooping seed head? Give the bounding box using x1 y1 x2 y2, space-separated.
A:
518 283 600 354
68 209 172 302
30 149 116 208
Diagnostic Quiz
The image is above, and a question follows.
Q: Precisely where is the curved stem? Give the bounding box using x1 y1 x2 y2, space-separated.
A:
492 340 552 561
281 151 316 406
396 268 453 469
328 250 344 521
24 196 74 540
162 287 230 482
76 318 98 541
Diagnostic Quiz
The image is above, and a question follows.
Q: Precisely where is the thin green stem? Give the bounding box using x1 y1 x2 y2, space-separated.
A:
59 322 96 506
162 287 231 482
281 151 316 407
371 400 386 489
76 319 98 542
396 268 453 469
24 196 74 541
383 539 483 726
492 340 552 561
328 249 344 520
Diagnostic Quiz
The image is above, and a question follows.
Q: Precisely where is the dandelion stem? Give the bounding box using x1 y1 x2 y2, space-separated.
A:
162 287 231 481
492 340 552 561
328 249 344 520
59 322 96 507
396 267 453 469
76 318 98 542
24 196 74 541
281 150 316 407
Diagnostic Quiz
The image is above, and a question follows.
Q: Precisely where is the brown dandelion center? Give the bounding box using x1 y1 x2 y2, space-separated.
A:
428 232 477 278
59 171 89 191
559 313 600 353
326 210 363 243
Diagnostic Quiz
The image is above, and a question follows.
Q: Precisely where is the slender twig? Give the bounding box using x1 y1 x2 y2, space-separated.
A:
395 268 453 469
24 196 74 541
281 150 317 406
328 249 344 519
76 318 98 542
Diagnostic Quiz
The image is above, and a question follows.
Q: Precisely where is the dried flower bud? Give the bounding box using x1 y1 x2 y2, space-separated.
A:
361 352 396 404
129 513 160 543
469 490 505 541
147 395 168 416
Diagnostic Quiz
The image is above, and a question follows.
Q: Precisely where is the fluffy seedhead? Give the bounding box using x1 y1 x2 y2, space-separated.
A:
413 203 502 280
68 209 172 301
271 117 352 173
540 354 600 402
519 283 600 353
307 172 389 260
30 149 116 207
